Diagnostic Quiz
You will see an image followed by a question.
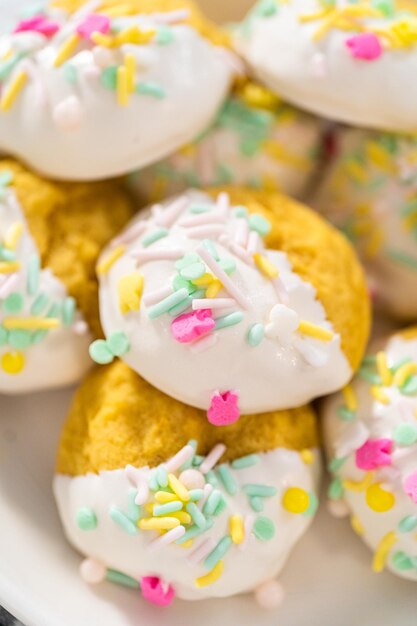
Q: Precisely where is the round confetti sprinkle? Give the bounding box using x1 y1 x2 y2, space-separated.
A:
1 351 25 374
253 516 275 541
89 339 114 364
366 483 395 512
255 579 284 609
76 507 98 531
80 558 106 584
393 423 417 446
107 331 130 357
3 292 24 314
282 487 310 514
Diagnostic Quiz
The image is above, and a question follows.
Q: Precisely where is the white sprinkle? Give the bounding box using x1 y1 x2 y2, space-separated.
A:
216 192 230 215
293 336 329 367
142 284 173 306
200 443 226 474
151 9 190 23
198 483 213 510
197 244 252 311
131 248 184 264
20 59 46 107
148 525 186 551
189 332 218 354
186 225 224 240
247 231 261 254
72 0 101 20
125 465 149 505
155 196 189 228
72 319 88 335
192 298 235 311
112 220 147 246
53 95 84 131
187 537 216 566
235 218 249 247
180 211 226 228
0 273 19 298
272 277 289 304
165 444 195 473
239 514 255 551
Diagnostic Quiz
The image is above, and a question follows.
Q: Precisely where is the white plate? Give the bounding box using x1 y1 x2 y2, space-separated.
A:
0 388 416 626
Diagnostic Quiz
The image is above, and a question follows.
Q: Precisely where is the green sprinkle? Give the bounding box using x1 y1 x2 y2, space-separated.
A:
0 326 8 346
247 323 264 347
328 477 344 500
101 66 118 91
362 355 377 366
189 489 204 502
393 423 417 446
398 515 417 533
255 0 278 17
8 329 32 350
0 169 12 186
400 376 417 396
217 464 238 495
215 163 234 185
30 293 49 316
372 0 395 18
172 275 197 294
148 471 159 492
253 516 275 541
156 25 174 44
128 488 141 522
205 470 219 488
27 254 40 296
358 368 381 385
390 357 412 373
249 496 264 512
0 54 25 83
204 536 233 570
63 63 78 84
231 454 260 469
76 507 97 531
303 492 319 518
186 502 206 529
328 457 346 473
107 331 130 357
243 484 277 498
213 494 227 516
89 339 114 365
202 239 219 261
62 297 76 327
337 406 356 421
106 569 139 588
234 206 248 218
392 551 413 571
156 465 168 488
192 455 205 468
180 439 198 470
136 82 166 99
219 257 236 275
176 519 214 544
189 204 211 214
203 490 222 516
3 292 24 314
168 295 193 317
148 288 189 318
248 213 271 236
154 501 183 516
215 312 244 330
142 228 168 247
109 506 137 535
0 246 15 262
180 262 206 281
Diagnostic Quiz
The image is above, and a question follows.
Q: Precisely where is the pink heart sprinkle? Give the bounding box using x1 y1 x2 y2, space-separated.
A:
345 33 383 61
76 14 111 40
207 390 240 426
141 576 175 607
403 471 417 504
355 438 393 471
14 16 60 37
171 309 215 344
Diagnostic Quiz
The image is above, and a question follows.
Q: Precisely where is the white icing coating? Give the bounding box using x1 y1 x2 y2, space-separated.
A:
234 0 417 133
0 186 91 394
314 127 417 320
0 6 233 180
323 332 417 581
127 91 323 202
54 447 320 600
98 190 351 414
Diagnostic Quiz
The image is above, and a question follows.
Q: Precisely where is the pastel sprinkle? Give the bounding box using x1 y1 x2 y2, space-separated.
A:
303 492 319 517
117 272 144 314
207 391 240 426
153 501 183 516
195 560 224 588
231 454 260 470
203 490 222 517
403 471 417 504
204 536 232 570
0 262 20 274
0 70 28 112
372 531 397 573
62 297 76 326
109 507 137 535
3 292 23 314
186 502 206 529
230 515 244 544
168 473 190 502
89 340 114 364
148 526 185 551
214 312 244 330
249 497 264 512
398 516 417 533
97 245 125 275
176 519 214 544
148 288 189 318
300 449 315 465
3 317 59 331
217 464 238 495
138 517 180 531
141 576 175 606
165 444 195 473
247 323 265 347
394 362 417 387
171 309 215 344
345 32 383 61
27 254 40 296
253 516 275 541
200 444 226 474
355 438 392 470
298 321 333 342
77 14 110 40
107 569 139 589
243 484 277 498
1 351 25 374
394 423 417 446
248 213 271 235
76 507 97 531
204 470 219 487
127 488 141 522
8 330 31 350
253 252 278 279
392 551 413 572
136 82 166 99
366 483 395 512
283 487 310 514
187 538 216 566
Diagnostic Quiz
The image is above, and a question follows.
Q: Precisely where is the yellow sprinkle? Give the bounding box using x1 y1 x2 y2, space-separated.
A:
90 32 115 47
125 53 136 93
299 8 332 23
371 385 390 405
238 81 280 111
192 273 214 287
229 515 244 545
3 317 60 331
1 351 25 374
144 503 154 515
372 531 397 573
138 517 180 531
366 483 395 513
350 515 364 536
0 261 21 274
178 539 194 549
0 70 27 112
154 491 178 504
343 471 373 493
166 511 191 524
253 252 279 279
376 351 393 387
345 159 368 184
117 272 144 314
205 279 222 298
300 449 314 465
298 320 333 342
178 143 196 158
342 383 358 412
1 49 13 62
263 140 310 170
115 25 155 46
195 560 224 588
117 66 129 107
96 245 125 275
168 473 190 502
282 487 309 514
366 142 397 174
53 33 80 68
393 362 417 388
4 222 23 250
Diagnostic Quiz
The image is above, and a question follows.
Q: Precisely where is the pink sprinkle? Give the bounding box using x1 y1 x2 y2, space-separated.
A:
76 14 110 40
200 443 226 474
171 309 215 344
345 33 383 61
165 444 194 473
207 390 240 426
355 438 393 471
141 576 175 607
14 16 60 37
187 537 216 566
404 471 417 504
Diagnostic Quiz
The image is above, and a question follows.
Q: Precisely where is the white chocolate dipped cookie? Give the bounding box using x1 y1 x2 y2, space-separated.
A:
127 80 324 203
54 359 321 606
94 187 370 420
314 126 417 320
0 160 134 394
323 327 417 581
0 0 235 180
234 0 417 133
